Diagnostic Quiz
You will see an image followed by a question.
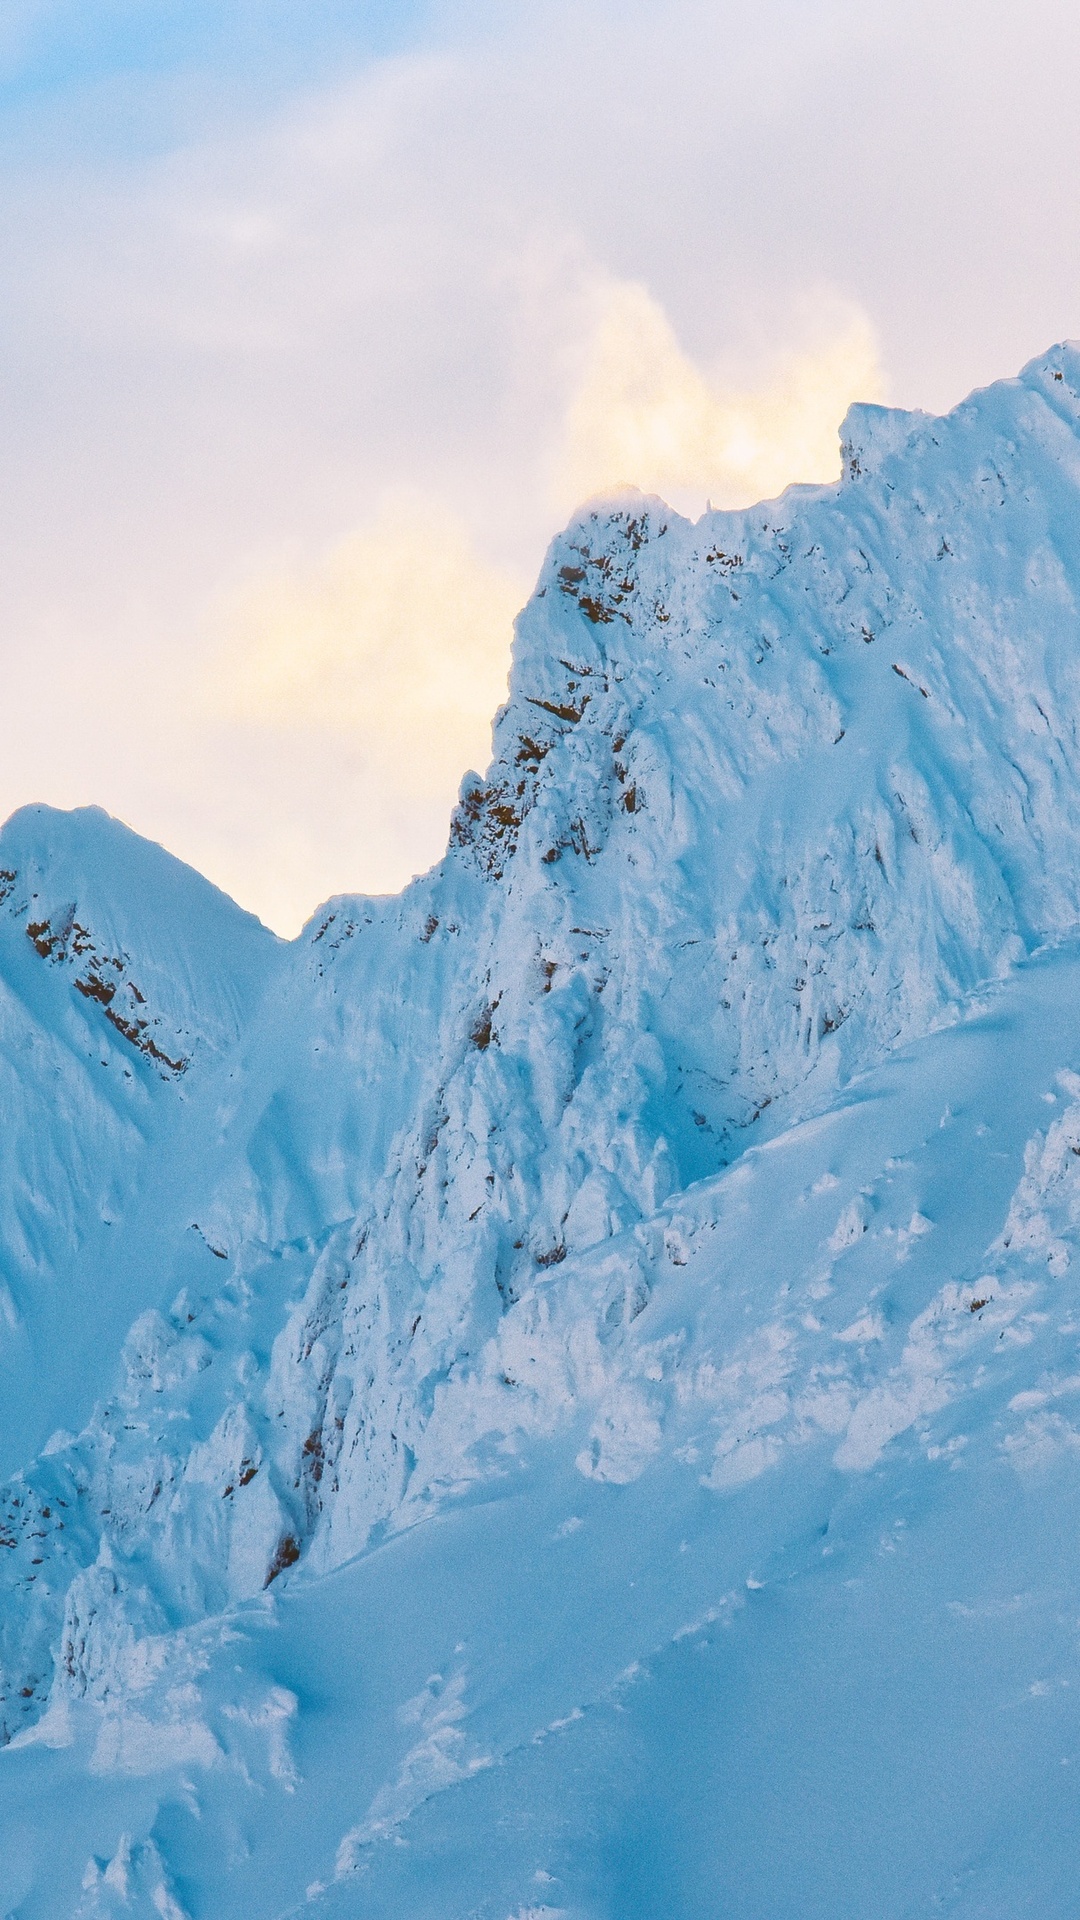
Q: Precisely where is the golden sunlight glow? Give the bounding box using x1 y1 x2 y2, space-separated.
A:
209 493 527 801
553 279 887 514
205 287 886 929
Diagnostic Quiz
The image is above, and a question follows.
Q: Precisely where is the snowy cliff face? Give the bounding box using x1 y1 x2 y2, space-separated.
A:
0 806 281 1471
8 347 1080 1915
261 339 1080 1568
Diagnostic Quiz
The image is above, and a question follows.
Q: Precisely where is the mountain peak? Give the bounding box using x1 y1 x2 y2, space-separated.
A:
838 399 927 479
0 800 281 1075
7 350 1080 1914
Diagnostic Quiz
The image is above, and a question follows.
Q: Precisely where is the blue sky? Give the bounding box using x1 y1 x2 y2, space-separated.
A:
0 0 1078 930
0 1 435 167
0 2 428 103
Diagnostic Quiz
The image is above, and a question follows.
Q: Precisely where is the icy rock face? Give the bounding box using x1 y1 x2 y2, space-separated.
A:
265 340 1080 1568
0 807 282 1736
0 803 280 1358
0 802 278 1072
5 344 1080 1771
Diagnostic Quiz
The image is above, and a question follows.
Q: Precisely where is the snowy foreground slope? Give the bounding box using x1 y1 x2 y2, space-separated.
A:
6 347 1080 1914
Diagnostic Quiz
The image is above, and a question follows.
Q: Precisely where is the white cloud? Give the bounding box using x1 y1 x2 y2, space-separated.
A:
553 277 886 514
0 0 1077 932
195 283 881 935
208 492 526 803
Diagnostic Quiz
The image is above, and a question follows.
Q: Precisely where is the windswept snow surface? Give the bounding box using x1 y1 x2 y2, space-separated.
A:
6 347 1080 1913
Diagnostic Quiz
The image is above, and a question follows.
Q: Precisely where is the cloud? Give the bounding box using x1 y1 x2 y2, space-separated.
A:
197 281 882 938
553 278 887 516
208 493 527 802
2 0 1075 934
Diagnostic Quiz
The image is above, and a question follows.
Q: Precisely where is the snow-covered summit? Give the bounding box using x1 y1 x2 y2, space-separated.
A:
0 801 278 1073
6 347 1080 1914
0 804 282 1477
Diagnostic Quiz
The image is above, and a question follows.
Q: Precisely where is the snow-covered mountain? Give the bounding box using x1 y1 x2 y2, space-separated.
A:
6 346 1080 1915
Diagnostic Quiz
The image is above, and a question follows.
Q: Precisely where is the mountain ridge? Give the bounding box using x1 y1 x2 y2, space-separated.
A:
4 344 1080 1914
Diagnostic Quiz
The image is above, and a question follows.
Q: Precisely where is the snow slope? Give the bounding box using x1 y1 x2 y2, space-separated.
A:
6 345 1080 1914
0 806 282 1477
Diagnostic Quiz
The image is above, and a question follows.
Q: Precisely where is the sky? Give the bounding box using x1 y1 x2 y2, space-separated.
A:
1 0 1079 933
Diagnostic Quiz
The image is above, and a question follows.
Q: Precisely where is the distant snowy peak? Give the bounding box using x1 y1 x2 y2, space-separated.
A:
0 804 280 1079
0 807 285 1492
